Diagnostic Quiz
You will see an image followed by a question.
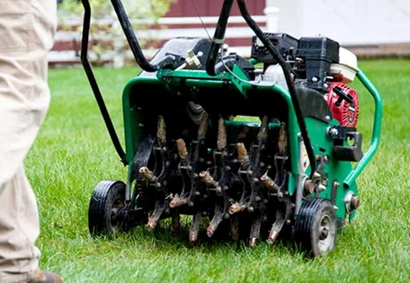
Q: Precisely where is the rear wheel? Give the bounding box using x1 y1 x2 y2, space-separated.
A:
295 198 337 257
88 180 126 237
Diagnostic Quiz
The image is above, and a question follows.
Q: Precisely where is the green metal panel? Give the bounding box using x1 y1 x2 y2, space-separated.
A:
122 76 158 164
303 117 358 219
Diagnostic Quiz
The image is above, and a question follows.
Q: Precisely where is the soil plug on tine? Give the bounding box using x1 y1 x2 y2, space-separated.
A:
169 194 188 208
157 115 166 145
237 142 250 169
278 122 288 155
139 166 157 183
199 171 218 188
197 112 209 140
257 115 269 141
176 138 188 160
260 171 277 192
229 203 247 215
217 117 227 150
146 200 166 231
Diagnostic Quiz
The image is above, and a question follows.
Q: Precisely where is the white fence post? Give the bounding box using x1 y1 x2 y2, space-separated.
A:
263 6 279 32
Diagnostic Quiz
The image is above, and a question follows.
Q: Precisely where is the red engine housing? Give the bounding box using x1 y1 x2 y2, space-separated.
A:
326 82 360 128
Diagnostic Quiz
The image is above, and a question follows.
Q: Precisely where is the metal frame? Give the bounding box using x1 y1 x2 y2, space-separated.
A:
344 69 382 188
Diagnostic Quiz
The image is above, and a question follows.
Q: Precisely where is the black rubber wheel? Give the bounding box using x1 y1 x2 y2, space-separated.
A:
295 198 337 257
88 180 126 237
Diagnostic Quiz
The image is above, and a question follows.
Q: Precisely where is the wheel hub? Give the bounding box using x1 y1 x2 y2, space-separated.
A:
317 214 334 253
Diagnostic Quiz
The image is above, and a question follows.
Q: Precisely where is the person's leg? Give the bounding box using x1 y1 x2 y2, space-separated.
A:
0 0 57 282
0 166 41 283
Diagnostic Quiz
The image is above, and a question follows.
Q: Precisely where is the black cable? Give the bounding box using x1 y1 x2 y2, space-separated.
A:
80 0 128 166
206 0 235 76
236 0 317 178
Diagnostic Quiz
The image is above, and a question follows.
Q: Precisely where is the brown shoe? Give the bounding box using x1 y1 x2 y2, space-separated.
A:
28 269 62 283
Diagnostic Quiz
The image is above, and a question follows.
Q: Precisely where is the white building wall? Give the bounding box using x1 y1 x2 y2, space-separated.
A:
267 0 410 45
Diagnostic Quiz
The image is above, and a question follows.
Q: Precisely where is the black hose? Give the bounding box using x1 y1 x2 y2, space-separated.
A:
110 0 181 71
80 0 128 165
206 0 235 76
236 0 317 178
109 0 158 72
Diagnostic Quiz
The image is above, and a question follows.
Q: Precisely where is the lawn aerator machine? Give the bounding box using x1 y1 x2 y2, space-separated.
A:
80 0 382 257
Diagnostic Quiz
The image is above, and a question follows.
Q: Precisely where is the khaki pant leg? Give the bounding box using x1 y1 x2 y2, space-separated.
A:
0 0 56 282
0 166 41 283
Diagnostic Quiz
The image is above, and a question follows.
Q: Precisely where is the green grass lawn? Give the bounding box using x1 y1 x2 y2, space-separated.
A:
25 60 410 282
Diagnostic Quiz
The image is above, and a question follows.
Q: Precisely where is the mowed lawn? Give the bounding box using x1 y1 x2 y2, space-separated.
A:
25 60 410 283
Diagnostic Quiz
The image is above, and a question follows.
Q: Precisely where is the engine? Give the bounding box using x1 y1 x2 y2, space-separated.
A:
326 82 359 128
251 33 360 128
